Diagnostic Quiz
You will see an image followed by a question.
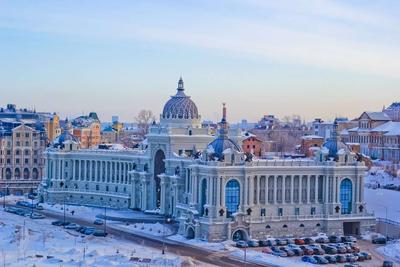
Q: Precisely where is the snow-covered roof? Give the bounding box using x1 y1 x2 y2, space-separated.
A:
301 135 323 140
362 112 391 121
372 121 400 136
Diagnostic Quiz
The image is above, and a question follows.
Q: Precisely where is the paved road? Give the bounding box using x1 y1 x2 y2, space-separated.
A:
4 202 264 267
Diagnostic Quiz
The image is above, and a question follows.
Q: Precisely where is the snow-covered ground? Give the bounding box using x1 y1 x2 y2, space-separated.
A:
365 167 400 187
364 188 400 222
0 210 182 267
168 234 234 252
230 250 316 267
376 240 400 263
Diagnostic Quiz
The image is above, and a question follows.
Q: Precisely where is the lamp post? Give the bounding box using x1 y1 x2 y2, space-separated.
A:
103 201 107 234
162 216 171 255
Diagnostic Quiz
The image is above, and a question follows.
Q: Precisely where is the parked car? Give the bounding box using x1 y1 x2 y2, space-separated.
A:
266 239 277 246
310 246 325 255
51 220 64 226
60 221 71 227
299 245 314 255
360 252 372 260
294 238 305 245
65 223 80 230
383 260 394 267
275 239 287 246
93 219 104 225
287 245 304 256
247 240 259 247
313 255 329 264
321 244 337 254
354 252 365 261
279 247 295 257
335 254 347 263
347 243 360 253
301 255 317 264
324 255 337 264
372 236 387 244
333 244 348 254
258 240 269 247
36 205 44 210
30 213 45 219
329 235 342 243
346 254 358 262
315 237 329 243
261 247 272 254
236 241 248 248
93 230 108 237
271 246 287 257
342 235 357 243
343 243 354 253
285 238 295 244
303 237 315 244
83 227 95 235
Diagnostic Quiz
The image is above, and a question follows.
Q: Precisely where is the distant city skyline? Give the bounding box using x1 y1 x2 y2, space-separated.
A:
1 0 399 122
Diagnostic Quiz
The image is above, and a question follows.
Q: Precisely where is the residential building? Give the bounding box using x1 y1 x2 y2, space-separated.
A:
71 113 101 149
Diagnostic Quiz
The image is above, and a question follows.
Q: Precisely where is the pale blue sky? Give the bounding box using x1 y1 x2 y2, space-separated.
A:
0 0 399 122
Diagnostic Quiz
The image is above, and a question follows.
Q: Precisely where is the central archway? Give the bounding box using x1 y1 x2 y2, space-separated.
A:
186 226 195 239
154 150 165 209
225 179 240 218
232 229 247 241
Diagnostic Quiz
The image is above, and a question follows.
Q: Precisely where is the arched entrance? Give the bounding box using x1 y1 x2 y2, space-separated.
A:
154 150 165 209
232 229 247 241
186 226 195 239
225 179 240 218
340 178 352 214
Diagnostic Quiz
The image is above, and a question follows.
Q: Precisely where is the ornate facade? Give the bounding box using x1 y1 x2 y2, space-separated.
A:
42 78 375 241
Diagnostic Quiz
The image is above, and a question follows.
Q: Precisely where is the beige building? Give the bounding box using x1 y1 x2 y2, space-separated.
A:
0 123 46 195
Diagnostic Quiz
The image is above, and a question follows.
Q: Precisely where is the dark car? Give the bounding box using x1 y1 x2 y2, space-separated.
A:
303 237 315 244
291 247 304 256
329 235 342 243
321 244 337 254
275 239 287 246
266 240 277 246
51 220 64 226
313 255 329 264
299 245 314 255
247 240 259 247
258 240 269 247
354 252 365 261
285 238 295 245
236 241 248 248
324 255 337 264
309 245 324 255
295 238 305 245
372 236 387 244
342 235 357 243
360 252 372 260
301 255 317 264
83 227 95 235
93 230 108 237
315 237 329 243
335 255 347 263
383 260 394 267
279 247 295 257
333 244 348 254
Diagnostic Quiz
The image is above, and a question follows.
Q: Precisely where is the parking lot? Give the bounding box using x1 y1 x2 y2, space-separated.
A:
234 233 395 266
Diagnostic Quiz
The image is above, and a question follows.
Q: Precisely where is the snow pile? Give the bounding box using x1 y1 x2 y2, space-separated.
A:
168 234 232 252
361 231 385 241
231 250 316 267
0 210 182 267
376 240 400 263
109 221 173 237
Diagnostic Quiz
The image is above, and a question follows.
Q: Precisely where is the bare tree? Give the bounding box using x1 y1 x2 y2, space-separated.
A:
135 110 156 135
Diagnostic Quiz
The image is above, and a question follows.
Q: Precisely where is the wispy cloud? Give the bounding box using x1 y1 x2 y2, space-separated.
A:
1 0 399 77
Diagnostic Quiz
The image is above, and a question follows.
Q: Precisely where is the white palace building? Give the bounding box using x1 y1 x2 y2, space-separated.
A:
42 78 375 241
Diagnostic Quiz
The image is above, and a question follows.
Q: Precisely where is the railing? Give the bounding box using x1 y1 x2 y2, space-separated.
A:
377 217 400 227
46 188 130 198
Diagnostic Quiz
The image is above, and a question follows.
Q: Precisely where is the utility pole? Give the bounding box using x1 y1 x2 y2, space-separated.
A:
104 203 107 234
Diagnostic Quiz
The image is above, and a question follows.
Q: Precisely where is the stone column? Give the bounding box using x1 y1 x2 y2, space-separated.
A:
256 176 260 205
160 176 166 213
325 176 330 203
52 160 56 180
315 176 318 203
273 176 277 204
360 176 364 202
59 159 63 180
249 176 255 206
141 175 148 210
299 176 303 204
265 176 269 204
282 176 286 203
244 176 248 206
210 177 214 206
307 176 311 204
216 176 221 207
221 177 226 207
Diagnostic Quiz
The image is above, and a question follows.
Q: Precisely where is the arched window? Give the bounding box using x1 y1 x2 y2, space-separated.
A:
23 168 30 179
200 179 207 216
225 179 240 218
340 178 353 214
14 168 21 179
299 224 305 228
5 168 11 180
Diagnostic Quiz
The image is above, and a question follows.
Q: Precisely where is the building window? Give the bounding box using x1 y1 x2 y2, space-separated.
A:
295 207 300 216
340 178 353 214
225 179 240 218
278 208 283 216
311 207 316 215
260 208 266 216
96 185 99 191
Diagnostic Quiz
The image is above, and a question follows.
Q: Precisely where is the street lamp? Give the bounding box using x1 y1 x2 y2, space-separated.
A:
162 216 172 255
103 200 108 234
